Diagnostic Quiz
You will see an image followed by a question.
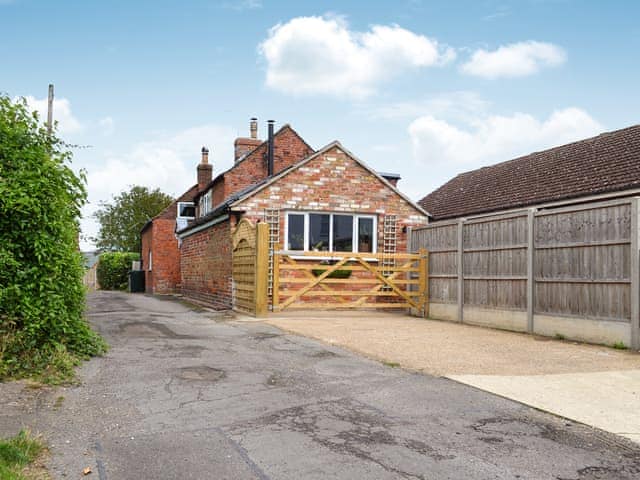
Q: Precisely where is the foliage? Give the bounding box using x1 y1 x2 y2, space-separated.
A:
0 430 45 480
612 341 628 350
0 95 106 382
93 185 174 252
96 252 140 290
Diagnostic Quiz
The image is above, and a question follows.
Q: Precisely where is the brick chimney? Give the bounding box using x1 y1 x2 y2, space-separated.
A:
234 117 262 163
197 146 213 192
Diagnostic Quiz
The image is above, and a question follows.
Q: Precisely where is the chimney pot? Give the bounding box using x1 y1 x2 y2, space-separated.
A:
201 146 209 164
250 117 258 139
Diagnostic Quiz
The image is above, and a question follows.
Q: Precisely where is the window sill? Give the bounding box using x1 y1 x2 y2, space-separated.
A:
284 253 379 262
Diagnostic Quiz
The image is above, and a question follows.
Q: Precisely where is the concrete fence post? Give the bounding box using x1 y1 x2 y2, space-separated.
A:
527 209 535 334
419 248 429 318
631 198 639 350
457 219 464 323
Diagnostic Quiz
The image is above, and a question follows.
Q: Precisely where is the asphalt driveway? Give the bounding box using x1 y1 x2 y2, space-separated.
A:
2 291 639 479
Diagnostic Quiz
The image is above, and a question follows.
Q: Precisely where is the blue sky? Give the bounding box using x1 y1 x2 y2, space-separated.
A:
2 0 639 249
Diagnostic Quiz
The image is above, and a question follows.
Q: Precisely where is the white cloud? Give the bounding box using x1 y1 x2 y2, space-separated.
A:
80 124 236 249
259 16 455 98
370 91 489 121
86 124 235 203
23 95 83 134
461 41 566 79
222 0 261 10
409 107 603 168
98 116 115 136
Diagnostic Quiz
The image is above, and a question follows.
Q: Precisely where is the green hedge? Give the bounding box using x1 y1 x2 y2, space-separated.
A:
97 252 140 290
0 95 106 382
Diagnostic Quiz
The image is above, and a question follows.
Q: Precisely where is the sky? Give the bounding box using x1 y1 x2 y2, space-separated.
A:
2 0 639 250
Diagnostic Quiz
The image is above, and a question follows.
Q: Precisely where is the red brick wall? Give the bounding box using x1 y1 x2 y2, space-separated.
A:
151 218 182 293
224 126 313 200
235 145 428 252
179 221 233 309
141 219 182 294
212 178 225 207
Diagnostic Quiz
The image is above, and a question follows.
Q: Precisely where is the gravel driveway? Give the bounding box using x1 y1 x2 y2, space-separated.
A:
264 311 640 376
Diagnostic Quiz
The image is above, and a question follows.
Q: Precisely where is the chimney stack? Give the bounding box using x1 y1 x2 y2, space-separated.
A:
234 117 262 162
197 146 213 192
267 120 274 177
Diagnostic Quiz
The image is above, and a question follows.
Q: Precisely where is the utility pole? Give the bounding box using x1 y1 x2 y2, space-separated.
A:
47 84 54 134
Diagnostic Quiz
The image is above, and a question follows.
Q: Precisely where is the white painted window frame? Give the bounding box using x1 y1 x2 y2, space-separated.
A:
284 211 377 254
177 201 195 219
199 191 212 217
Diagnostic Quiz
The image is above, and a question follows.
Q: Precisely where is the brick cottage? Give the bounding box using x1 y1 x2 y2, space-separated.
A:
171 119 429 309
140 185 198 294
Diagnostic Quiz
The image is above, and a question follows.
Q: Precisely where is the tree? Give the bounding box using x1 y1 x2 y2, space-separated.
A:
93 186 174 252
0 95 106 381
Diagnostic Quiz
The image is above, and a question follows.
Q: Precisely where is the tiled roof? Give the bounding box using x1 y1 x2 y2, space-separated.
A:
419 124 640 220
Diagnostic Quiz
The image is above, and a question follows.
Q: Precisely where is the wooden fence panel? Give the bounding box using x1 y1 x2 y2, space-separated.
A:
462 215 528 310
534 203 632 320
410 223 457 303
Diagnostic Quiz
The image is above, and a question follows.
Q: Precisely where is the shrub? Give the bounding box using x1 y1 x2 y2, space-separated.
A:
0 95 106 382
97 252 140 290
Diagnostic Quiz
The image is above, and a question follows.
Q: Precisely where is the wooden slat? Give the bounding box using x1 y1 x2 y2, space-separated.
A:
275 250 422 260
274 303 411 310
278 277 420 285
279 290 421 297
279 264 419 273
534 239 630 250
535 277 631 284
464 244 528 253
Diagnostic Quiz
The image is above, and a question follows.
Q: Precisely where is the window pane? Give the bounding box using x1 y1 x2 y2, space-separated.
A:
308 214 330 251
287 214 305 250
333 215 353 252
358 218 374 253
179 204 195 217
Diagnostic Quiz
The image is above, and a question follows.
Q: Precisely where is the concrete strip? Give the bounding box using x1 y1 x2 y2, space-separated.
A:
448 370 640 444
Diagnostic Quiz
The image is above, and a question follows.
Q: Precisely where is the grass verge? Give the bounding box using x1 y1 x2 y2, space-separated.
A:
0 333 108 385
0 430 47 480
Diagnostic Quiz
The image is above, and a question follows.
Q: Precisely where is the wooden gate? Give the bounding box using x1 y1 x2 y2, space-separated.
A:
272 250 429 316
232 219 269 316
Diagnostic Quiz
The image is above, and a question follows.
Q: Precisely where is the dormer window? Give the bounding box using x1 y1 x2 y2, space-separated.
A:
177 202 195 219
199 191 212 217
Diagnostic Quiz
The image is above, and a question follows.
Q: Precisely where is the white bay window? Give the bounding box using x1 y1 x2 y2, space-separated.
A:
285 212 376 253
